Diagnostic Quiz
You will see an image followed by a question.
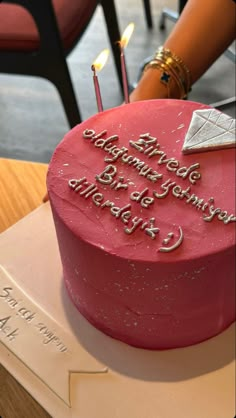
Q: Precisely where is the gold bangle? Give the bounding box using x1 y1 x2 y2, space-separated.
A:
143 59 187 99
155 58 188 98
154 46 192 94
144 46 192 99
143 61 171 98
155 46 191 80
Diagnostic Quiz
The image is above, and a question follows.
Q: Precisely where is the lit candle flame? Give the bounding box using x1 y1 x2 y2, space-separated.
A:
91 49 110 72
120 23 135 49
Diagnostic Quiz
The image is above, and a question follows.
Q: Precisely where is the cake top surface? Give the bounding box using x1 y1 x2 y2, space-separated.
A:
47 100 236 263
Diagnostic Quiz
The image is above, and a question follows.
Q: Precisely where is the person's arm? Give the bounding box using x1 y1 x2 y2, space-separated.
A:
130 0 236 102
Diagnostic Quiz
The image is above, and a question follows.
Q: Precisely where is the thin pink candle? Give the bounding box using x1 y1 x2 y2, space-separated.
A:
91 65 103 112
91 49 109 113
119 23 135 104
120 47 129 104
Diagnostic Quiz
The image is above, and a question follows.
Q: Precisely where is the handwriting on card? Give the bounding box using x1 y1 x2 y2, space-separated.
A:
0 265 107 405
0 286 68 351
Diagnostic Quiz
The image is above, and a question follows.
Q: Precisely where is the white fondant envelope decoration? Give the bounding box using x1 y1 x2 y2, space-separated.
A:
182 108 236 154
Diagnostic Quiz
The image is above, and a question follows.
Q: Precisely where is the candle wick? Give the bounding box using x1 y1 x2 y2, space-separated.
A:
91 64 96 75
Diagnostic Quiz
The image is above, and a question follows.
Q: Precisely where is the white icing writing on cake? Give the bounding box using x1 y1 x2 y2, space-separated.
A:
83 129 163 183
83 129 201 185
159 226 183 252
82 128 235 225
96 164 128 191
68 177 183 252
130 133 201 185
153 179 235 224
130 188 154 209
95 164 235 224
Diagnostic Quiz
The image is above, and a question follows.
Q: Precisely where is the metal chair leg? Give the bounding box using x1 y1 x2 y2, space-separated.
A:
210 97 236 109
159 8 178 30
143 0 153 29
159 0 187 30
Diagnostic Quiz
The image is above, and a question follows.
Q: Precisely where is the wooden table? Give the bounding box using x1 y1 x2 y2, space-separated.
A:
0 158 51 418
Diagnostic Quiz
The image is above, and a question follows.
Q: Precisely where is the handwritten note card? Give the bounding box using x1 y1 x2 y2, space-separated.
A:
0 265 107 406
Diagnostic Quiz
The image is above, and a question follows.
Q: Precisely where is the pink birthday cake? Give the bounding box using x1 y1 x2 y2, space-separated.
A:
47 99 236 349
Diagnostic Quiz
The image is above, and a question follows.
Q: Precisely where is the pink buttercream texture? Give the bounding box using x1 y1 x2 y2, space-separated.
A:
47 100 235 349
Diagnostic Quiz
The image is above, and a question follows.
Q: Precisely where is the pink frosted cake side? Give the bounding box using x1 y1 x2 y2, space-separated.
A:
47 100 236 349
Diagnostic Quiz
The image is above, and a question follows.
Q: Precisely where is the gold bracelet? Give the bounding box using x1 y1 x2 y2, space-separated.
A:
144 60 186 99
143 60 189 99
155 46 192 94
143 46 192 99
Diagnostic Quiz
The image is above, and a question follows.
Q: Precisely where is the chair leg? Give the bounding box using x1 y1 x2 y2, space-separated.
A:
210 97 236 109
159 0 187 30
159 8 178 30
49 61 82 128
224 48 236 63
179 0 188 14
101 0 123 91
143 0 153 29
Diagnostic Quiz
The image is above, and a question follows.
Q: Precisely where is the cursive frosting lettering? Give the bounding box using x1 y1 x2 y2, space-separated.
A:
96 165 128 191
144 217 160 239
130 133 201 184
153 180 235 224
83 129 163 183
78 129 235 234
130 187 154 209
68 176 184 252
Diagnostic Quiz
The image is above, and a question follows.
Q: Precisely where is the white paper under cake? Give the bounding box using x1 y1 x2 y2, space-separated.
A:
0 265 107 407
0 204 235 418
182 108 236 154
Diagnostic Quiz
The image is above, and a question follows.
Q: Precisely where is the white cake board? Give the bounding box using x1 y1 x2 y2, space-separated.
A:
0 203 235 418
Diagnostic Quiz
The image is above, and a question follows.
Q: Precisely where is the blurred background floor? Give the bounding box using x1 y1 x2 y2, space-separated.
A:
0 0 235 163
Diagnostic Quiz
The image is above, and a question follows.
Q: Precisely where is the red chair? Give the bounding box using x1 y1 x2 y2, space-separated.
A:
0 0 123 127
